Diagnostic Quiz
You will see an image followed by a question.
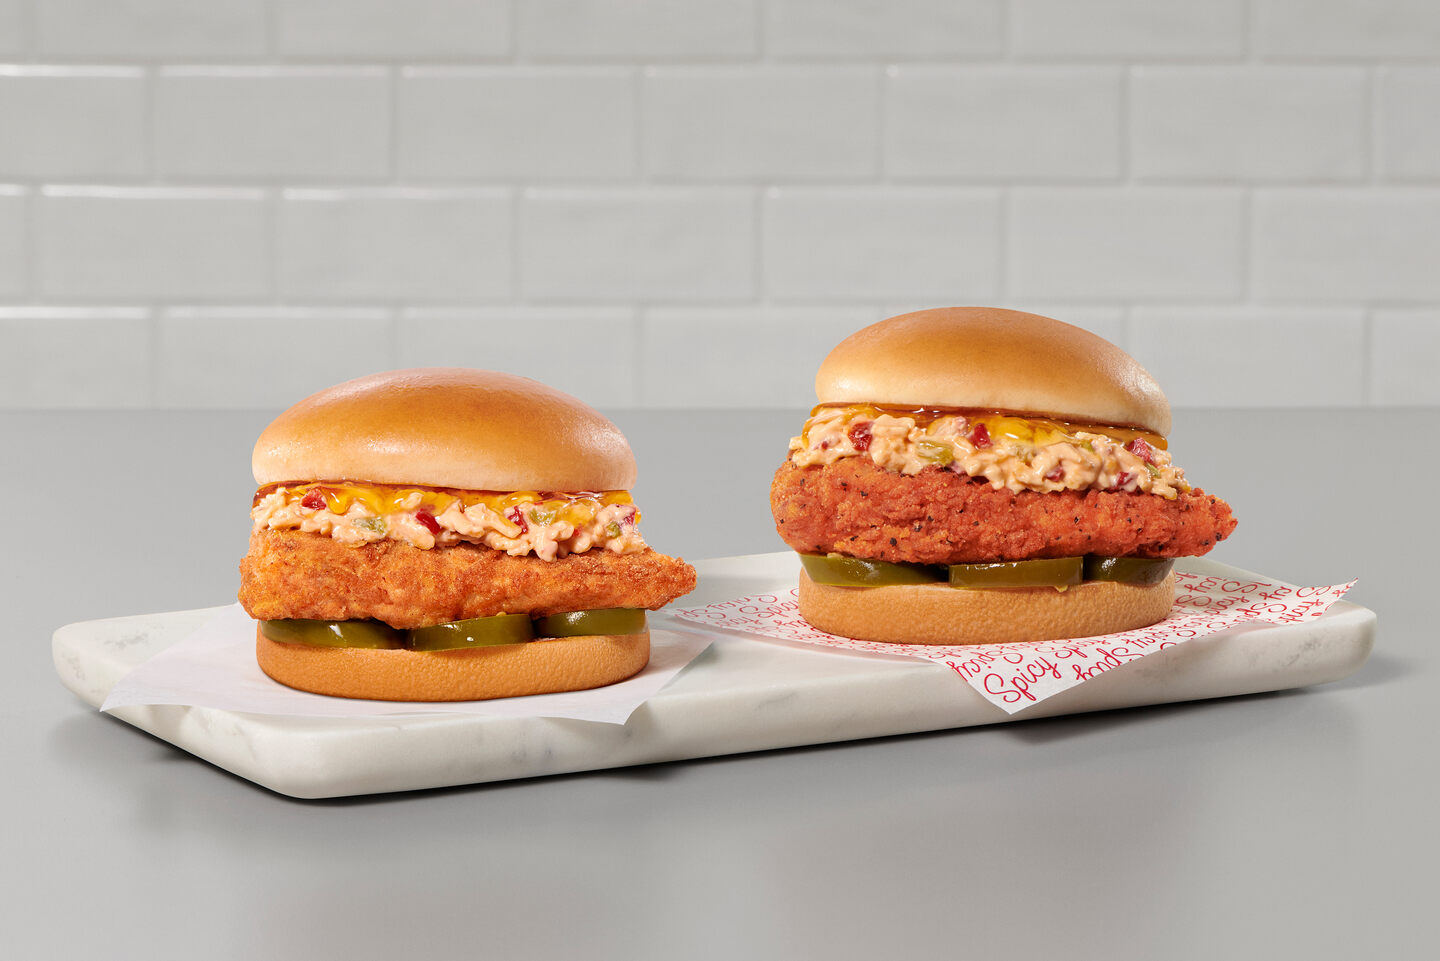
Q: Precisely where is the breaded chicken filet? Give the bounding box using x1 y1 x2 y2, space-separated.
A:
772 459 1236 565
241 528 697 630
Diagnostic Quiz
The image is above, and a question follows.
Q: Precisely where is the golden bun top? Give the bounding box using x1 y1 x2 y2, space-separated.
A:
815 307 1171 435
252 368 637 491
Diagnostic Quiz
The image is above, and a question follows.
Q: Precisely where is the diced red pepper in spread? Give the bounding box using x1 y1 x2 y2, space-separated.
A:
970 423 992 449
300 487 327 511
415 509 441 535
504 505 529 534
1045 465 1065 482
848 421 873 452
1125 437 1156 465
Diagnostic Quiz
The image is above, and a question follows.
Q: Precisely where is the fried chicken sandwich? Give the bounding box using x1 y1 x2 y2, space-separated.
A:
770 307 1236 645
239 368 696 700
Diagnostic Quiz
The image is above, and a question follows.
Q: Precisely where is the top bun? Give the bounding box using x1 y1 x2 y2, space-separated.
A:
253 368 637 492
816 307 1171 435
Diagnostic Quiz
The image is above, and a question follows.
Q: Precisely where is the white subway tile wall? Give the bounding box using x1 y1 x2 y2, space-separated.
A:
277 188 512 301
35 0 268 59
1009 188 1244 300
0 2 25 57
0 2 1436 409
639 306 880 406
277 1 513 60
0 67 148 180
398 306 640 406
644 67 880 181
886 66 1123 180
1378 68 1440 181
766 0 1004 60
36 187 270 300
1254 0 1440 60
1129 307 1367 407
1012 1 1248 60
520 0 758 61
156 307 393 408
1371 310 1440 406
0 189 26 297
765 187 1001 300
0 307 152 407
1252 190 1440 302
155 67 391 181
520 188 754 301
1130 67 1368 182
399 68 637 181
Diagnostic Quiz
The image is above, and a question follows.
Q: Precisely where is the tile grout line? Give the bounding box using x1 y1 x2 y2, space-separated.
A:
1239 186 1253 304
263 0 280 62
1361 307 1375 405
265 187 280 307
144 65 158 188
23 185 37 305
633 62 645 191
1367 65 1381 186
752 185 766 309
509 184 522 307
996 187 1011 304
1118 63 1132 184
388 64 401 187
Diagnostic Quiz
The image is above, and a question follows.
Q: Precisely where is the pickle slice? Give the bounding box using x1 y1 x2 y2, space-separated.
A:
534 608 647 638
948 557 1084 590
799 553 947 588
406 613 536 652
1083 556 1175 587
259 619 404 649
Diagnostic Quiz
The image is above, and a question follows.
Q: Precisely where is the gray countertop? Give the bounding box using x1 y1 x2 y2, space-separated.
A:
4 407 1431 960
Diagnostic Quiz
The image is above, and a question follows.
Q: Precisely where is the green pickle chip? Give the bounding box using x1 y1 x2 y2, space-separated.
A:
800 553 947 588
798 551 1175 592
534 608 647 638
259 619 404 649
407 613 536 652
1083 555 1174 587
948 557 1084 590
263 607 653 653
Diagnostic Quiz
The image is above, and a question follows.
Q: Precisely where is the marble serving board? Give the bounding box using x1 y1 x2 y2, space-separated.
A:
52 553 1375 799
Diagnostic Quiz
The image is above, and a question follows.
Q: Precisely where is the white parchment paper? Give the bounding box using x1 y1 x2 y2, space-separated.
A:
101 603 712 725
672 570 1356 714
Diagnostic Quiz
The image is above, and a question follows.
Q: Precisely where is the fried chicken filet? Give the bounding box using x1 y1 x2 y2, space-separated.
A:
240 528 697 630
772 459 1236 566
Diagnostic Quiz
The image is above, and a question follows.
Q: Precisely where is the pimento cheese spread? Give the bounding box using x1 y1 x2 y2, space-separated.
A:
252 484 646 560
789 405 1189 499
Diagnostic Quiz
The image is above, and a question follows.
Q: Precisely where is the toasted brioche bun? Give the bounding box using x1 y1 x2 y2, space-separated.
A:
817 307 1170 435
797 570 1176 646
253 368 637 491
256 627 650 701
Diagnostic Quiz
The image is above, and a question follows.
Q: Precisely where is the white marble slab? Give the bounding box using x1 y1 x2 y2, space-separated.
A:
52 553 1374 799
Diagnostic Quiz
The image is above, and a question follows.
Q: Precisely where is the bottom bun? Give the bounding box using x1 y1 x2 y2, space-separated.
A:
797 570 1176 646
256 627 650 701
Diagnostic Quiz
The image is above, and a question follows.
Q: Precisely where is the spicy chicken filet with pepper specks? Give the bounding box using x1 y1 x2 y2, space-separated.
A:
238 368 696 701
770 307 1236 646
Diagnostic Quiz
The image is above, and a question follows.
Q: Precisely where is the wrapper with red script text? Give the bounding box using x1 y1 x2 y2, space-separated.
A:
670 571 1355 714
